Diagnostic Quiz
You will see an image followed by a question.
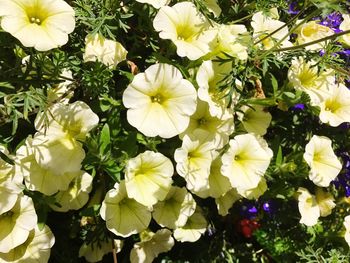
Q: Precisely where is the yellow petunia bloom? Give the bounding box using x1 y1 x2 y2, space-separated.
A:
344 215 350 247
153 1 216 60
303 135 342 187
319 83 350 127
0 0 75 51
135 0 170 9
340 14 350 46
297 187 320 227
237 105 272 136
123 63 197 138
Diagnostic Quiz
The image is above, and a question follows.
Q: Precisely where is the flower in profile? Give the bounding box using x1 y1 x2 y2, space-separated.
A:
0 195 37 253
152 186 196 229
125 151 173 206
251 9 292 50
123 63 197 138
16 137 80 195
295 21 334 50
135 0 170 9
0 0 75 51
50 171 93 212
79 239 123 263
340 14 350 46
83 33 128 67
221 133 273 191
297 187 320 226
174 131 216 192
288 57 334 105
208 24 249 60
35 101 99 141
173 207 207 242
130 229 174 263
303 135 342 187
0 225 55 263
153 2 216 60
319 83 350 127
315 188 335 217
100 181 152 237
203 0 221 18
215 188 240 216
237 105 272 136
196 60 234 117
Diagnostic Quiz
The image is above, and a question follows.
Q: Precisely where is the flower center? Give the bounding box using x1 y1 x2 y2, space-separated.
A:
30 16 42 25
198 118 207 126
0 210 14 219
151 94 163 104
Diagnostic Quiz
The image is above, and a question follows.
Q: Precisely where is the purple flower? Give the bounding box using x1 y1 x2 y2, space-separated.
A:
290 103 305 111
318 12 343 33
287 2 299 15
240 203 259 219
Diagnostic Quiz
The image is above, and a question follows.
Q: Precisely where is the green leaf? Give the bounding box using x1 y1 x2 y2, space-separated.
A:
275 146 283 166
99 123 110 155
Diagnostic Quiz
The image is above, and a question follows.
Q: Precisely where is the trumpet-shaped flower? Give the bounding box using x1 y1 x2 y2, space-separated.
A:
203 0 221 17
251 10 292 50
153 186 196 229
31 131 85 177
130 229 174 263
175 131 216 192
208 24 249 60
319 83 350 127
173 208 207 242
125 151 173 206
236 178 267 200
123 63 197 138
340 14 350 46
100 181 152 237
180 99 234 149
50 171 93 212
35 101 99 141
303 135 342 187
83 34 128 67
0 0 75 51
297 187 320 226
135 0 170 9
237 105 272 136
0 195 37 253
153 2 216 60
221 134 273 191
79 239 123 263
295 21 334 50
195 155 231 199
196 60 234 117
0 225 55 263
215 188 240 216
16 137 79 195
288 57 335 105
315 188 335 217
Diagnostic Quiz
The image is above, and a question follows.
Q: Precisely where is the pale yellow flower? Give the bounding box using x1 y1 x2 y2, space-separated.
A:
83 33 128 67
288 57 335 105
303 135 342 187
196 60 234 117
203 0 221 17
215 188 240 216
173 208 207 242
295 21 334 50
174 131 216 192
180 99 234 149
221 134 273 191
47 69 74 104
236 178 267 200
130 229 174 263
340 14 350 46
315 188 335 217
123 63 197 138
50 171 93 212
35 101 99 141
100 181 152 237
79 239 123 263
153 186 196 229
125 151 173 206
251 10 292 50
153 2 216 60
319 83 350 127
0 195 37 253
297 187 320 226
0 225 55 263
0 0 75 51
237 105 272 136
